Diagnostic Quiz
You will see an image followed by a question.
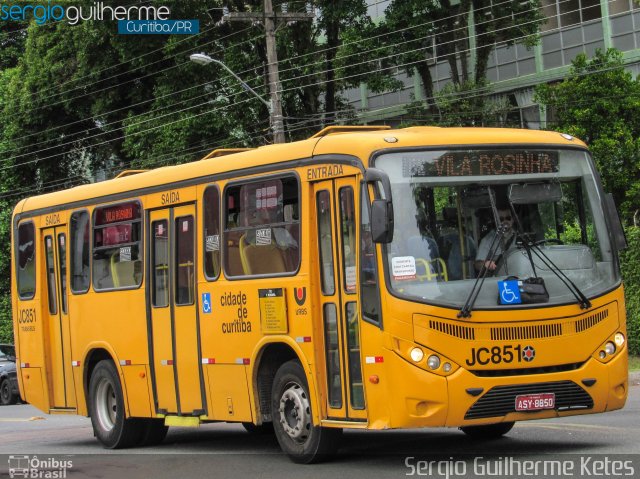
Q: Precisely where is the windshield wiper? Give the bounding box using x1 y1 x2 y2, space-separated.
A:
458 223 509 318
526 241 592 309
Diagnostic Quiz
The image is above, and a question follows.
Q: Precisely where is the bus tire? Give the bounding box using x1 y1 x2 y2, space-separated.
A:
242 421 274 435
88 360 143 449
137 419 169 446
460 421 515 439
0 379 17 405
271 360 341 463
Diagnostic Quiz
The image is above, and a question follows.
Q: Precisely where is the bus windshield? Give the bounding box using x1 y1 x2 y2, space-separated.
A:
375 147 619 309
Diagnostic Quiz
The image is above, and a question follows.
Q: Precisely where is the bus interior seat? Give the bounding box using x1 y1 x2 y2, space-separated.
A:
110 253 140 288
239 230 287 275
406 235 448 281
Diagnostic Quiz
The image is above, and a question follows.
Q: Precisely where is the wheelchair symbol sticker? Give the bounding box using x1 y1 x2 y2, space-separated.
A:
498 280 522 305
202 293 212 314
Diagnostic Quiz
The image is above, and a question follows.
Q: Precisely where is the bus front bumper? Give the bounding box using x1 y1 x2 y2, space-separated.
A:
384 346 627 429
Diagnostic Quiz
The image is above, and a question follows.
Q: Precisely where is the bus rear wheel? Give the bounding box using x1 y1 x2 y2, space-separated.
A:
460 422 515 439
137 419 169 446
89 360 144 448
271 360 341 464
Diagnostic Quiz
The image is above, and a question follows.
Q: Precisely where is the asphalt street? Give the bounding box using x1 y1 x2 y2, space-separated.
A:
0 374 638 479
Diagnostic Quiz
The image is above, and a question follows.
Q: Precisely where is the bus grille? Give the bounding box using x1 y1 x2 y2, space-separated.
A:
470 362 583 377
429 320 475 340
464 381 593 420
575 309 608 333
491 324 562 340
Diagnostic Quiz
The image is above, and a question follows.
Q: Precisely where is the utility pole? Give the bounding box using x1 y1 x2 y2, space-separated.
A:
224 2 314 144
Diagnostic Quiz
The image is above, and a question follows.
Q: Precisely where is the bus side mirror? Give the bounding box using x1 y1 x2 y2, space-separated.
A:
605 193 627 250
365 168 394 244
371 199 394 243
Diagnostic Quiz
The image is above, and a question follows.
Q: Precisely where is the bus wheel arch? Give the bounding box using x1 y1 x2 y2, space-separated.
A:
87 359 144 448
271 359 341 463
83 348 115 416
253 342 298 425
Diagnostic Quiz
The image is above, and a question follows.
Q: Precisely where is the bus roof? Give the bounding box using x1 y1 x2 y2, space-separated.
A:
15 126 586 216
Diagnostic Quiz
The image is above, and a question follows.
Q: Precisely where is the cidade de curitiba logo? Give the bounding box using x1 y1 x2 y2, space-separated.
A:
0 2 199 34
8 455 73 479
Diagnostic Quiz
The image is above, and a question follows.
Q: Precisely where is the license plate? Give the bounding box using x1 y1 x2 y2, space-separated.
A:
515 393 556 411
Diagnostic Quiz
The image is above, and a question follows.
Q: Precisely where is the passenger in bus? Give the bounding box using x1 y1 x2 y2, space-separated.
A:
475 207 516 273
439 207 477 281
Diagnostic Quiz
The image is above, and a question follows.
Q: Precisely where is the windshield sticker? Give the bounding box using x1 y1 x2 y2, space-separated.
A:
205 234 220 252
498 280 522 304
120 246 132 262
345 266 357 289
392 256 417 281
403 151 559 177
256 228 272 245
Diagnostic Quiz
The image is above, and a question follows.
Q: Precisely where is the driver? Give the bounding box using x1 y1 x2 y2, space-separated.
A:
475 207 516 273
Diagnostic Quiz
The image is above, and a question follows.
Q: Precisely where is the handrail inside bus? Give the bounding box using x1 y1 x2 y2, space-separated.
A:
115 170 148 178
309 125 391 138
202 148 254 160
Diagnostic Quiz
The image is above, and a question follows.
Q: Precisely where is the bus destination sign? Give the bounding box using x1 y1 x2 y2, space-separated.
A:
402 150 559 178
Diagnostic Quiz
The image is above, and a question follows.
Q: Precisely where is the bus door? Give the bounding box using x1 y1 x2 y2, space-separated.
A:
313 176 366 421
41 226 75 409
148 205 205 416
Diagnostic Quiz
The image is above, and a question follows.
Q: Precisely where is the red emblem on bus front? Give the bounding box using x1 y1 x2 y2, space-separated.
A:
294 287 306 306
522 345 536 362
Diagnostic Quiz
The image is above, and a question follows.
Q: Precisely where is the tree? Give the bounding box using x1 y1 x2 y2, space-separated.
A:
535 48 640 220
339 0 543 124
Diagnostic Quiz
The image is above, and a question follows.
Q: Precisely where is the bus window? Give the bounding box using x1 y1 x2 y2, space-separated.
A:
45 236 57 314
17 222 36 299
360 185 381 325
57 234 67 314
92 201 142 290
339 187 356 293
316 190 335 295
175 216 195 305
70 211 90 293
152 220 169 307
224 176 300 277
203 186 221 280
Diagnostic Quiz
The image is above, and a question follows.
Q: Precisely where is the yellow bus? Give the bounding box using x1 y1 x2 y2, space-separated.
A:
12 125 628 463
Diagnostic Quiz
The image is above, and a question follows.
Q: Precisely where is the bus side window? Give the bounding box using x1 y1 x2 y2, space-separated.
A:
17 222 36 299
92 201 143 291
224 176 300 277
203 186 221 280
70 211 90 293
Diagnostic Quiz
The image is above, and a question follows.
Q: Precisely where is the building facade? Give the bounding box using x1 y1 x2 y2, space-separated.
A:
346 0 640 128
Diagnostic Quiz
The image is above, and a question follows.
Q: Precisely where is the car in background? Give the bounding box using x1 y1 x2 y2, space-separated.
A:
0 344 19 405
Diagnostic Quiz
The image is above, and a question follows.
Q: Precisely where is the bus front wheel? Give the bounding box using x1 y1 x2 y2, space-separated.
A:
271 360 341 463
460 421 515 439
88 360 143 448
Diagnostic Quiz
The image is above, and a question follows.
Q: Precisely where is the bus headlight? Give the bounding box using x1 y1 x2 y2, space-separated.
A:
427 355 441 370
410 347 424 362
614 333 625 347
604 342 616 355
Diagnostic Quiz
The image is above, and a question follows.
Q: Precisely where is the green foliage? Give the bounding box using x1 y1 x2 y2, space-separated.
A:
339 0 543 119
535 49 640 220
621 226 640 355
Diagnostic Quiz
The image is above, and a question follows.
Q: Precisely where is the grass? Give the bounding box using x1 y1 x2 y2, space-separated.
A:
629 355 640 371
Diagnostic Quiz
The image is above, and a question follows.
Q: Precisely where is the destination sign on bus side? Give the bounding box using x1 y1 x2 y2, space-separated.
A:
402 151 559 177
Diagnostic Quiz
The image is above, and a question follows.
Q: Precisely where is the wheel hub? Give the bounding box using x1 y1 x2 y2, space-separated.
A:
95 377 117 432
278 382 311 443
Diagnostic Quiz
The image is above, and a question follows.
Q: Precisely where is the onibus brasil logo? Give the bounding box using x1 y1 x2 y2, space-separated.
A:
8 455 73 478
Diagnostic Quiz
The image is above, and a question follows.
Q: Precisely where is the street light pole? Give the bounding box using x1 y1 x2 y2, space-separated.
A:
189 53 281 142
